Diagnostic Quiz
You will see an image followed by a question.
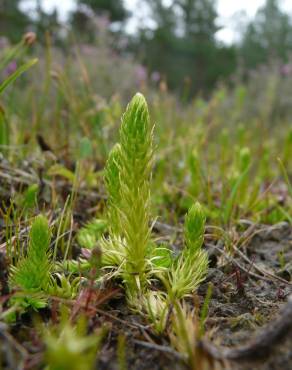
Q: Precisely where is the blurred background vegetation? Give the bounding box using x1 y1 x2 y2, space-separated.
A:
1 0 292 96
1 0 292 228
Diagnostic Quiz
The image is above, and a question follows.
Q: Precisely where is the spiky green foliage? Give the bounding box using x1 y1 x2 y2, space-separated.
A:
47 274 81 299
9 215 52 308
184 202 206 252
169 301 200 369
99 235 126 267
104 144 123 235
103 93 154 294
167 203 208 300
44 312 106 370
143 291 169 333
77 219 108 249
102 94 208 308
117 93 153 282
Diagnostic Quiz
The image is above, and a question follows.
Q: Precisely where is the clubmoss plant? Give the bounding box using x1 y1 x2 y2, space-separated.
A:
102 93 154 296
100 93 208 313
44 311 107 370
143 290 169 333
117 93 154 290
77 219 108 249
9 215 52 309
104 143 123 236
47 273 81 299
166 203 208 300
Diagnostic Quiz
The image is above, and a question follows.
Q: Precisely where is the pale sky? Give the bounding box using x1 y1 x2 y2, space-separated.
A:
22 0 292 43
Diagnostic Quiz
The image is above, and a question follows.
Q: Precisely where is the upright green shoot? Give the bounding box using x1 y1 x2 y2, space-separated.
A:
9 215 52 309
167 203 208 300
119 93 154 291
104 143 123 235
103 93 154 296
